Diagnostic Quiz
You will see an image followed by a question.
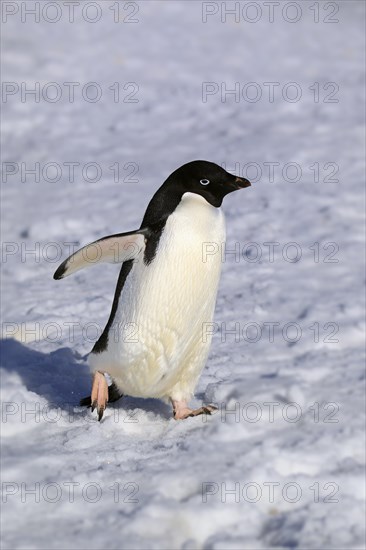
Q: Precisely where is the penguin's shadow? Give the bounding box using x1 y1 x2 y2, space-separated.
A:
0 339 90 408
0 339 171 419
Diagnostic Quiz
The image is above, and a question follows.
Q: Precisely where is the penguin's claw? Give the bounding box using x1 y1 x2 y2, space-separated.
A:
187 405 218 418
98 406 105 422
171 399 218 420
80 381 123 409
80 380 123 422
89 371 109 421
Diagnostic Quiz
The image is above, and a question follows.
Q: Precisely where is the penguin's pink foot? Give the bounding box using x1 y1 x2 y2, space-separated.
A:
171 399 218 420
90 371 108 421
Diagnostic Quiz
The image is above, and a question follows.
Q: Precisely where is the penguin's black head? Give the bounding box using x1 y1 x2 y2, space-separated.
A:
141 160 251 228
165 160 251 208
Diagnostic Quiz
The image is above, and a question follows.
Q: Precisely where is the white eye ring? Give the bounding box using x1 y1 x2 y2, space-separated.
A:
200 179 210 185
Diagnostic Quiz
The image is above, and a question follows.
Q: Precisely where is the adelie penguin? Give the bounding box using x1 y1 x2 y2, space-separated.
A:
54 161 251 421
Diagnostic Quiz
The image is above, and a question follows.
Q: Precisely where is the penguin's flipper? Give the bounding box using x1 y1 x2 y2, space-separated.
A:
53 230 146 280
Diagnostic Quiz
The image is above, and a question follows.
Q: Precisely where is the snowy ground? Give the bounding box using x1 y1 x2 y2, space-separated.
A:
1 1 365 549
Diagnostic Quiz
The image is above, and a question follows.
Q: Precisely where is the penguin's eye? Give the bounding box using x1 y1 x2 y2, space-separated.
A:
200 179 210 186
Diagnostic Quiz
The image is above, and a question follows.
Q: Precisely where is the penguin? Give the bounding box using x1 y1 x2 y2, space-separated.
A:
54 160 251 421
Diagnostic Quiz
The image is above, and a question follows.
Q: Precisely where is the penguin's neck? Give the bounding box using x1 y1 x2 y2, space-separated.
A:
140 183 221 229
140 184 183 228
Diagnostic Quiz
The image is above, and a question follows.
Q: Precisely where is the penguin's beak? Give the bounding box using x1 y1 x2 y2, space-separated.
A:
233 176 251 189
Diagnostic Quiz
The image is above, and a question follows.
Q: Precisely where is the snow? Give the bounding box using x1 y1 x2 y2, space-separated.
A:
1 1 365 548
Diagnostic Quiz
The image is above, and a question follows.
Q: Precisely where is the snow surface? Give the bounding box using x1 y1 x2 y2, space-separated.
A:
1 1 365 549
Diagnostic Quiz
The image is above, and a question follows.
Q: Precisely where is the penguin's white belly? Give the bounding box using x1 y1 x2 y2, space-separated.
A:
89 193 226 401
